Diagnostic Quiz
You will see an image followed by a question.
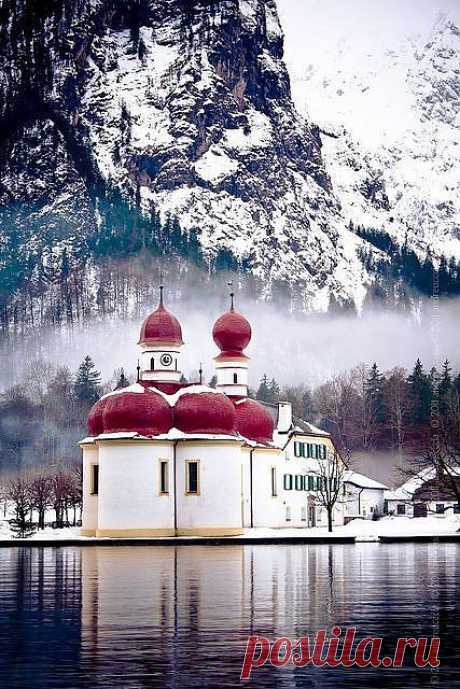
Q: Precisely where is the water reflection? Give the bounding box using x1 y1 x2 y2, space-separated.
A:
0 543 459 688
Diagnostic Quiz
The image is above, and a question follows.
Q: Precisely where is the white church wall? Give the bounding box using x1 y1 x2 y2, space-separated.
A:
81 443 99 536
96 441 175 537
176 441 244 535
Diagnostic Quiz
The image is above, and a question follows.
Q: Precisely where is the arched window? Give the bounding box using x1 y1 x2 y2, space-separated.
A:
233 373 238 384
150 357 155 371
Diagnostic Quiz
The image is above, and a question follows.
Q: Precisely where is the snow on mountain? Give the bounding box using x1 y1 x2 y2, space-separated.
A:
291 14 460 262
0 0 378 315
2 0 459 322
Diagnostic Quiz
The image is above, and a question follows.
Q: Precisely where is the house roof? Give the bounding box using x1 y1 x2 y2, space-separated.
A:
344 471 388 490
385 466 460 501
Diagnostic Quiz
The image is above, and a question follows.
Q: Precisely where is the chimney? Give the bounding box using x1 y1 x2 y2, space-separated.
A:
277 401 292 433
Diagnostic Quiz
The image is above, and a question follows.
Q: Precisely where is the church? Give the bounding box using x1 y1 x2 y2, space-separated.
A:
81 290 384 537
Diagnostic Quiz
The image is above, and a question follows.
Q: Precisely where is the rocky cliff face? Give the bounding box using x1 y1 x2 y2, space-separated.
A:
0 0 372 313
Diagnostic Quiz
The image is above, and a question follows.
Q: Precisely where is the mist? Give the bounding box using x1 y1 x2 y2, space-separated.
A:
1 289 459 392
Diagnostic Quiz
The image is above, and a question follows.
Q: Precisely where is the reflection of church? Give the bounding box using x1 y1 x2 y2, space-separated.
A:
80 289 377 537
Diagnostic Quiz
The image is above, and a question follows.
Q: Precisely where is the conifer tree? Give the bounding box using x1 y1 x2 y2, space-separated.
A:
114 368 129 390
256 374 270 402
74 356 101 404
269 378 280 404
407 359 432 425
366 363 385 424
438 359 452 415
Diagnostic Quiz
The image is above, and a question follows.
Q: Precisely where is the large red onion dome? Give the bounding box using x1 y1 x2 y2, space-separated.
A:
233 398 274 444
139 288 183 346
212 296 251 353
174 392 237 435
99 390 173 436
87 396 110 436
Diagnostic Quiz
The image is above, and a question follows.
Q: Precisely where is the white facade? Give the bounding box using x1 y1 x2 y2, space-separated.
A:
214 354 249 397
139 344 183 383
81 409 390 537
81 297 385 538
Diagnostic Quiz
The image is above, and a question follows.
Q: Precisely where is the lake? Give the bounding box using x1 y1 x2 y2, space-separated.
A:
0 543 458 688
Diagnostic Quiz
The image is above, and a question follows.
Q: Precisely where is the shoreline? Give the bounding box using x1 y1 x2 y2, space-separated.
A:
1 534 460 547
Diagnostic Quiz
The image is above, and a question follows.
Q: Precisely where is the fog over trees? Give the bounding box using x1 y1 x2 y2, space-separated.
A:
1 352 459 488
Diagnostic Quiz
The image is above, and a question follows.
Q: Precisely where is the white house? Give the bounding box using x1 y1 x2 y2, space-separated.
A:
343 471 388 521
81 289 383 537
385 469 460 518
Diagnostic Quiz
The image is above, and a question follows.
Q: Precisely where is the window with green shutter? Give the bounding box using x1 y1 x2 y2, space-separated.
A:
283 474 293 490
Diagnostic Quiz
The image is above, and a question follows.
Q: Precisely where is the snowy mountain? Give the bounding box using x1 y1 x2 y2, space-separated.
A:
0 1 458 328
0 0 376 319
293 14 460 264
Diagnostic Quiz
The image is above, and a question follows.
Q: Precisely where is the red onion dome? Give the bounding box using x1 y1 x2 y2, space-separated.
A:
87 396 110 437
101 390 173 436
174 392 237 435
213 309 251 353
233 398 274 444
139 302 183 346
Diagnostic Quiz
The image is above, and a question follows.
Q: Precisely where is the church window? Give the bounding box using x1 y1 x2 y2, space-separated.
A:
186 461 199 495
159 460 169 494
150 357 155 370
271 467 277 496
91 464 99 495
233 373 238 384
285 506 291 522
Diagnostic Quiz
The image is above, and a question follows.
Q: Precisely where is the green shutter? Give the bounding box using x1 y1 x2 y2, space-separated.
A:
283 474 293 490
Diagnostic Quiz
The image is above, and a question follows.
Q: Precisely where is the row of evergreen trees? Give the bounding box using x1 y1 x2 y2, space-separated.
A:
355 224 460 301
255 358 460 452
0 189 244 333
1 354 459 475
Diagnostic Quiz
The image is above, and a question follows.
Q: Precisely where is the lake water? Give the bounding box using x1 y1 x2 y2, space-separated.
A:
0 543 458 688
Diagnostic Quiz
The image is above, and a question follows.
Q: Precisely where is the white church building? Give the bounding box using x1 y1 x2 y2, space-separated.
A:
81 290 384 537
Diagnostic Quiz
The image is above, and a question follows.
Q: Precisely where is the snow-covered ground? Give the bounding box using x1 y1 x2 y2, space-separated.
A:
1 516 459 542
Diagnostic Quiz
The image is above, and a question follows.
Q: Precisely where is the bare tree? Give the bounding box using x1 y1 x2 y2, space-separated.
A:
315 371 358 460
30 472 53 529
50 472 73 527
6 475 35 538
311 448 347 532
384 367 408 450
401 411 460 507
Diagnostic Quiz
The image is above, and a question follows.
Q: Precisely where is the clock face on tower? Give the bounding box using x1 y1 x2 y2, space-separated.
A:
160 353 173 367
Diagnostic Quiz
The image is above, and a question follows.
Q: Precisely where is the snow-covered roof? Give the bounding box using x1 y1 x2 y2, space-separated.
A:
344 471 388 490
292 417 331 437
385 466 460 501
385 488 413 501
101 382 225 406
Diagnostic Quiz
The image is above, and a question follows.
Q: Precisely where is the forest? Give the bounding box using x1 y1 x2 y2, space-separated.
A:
1 354 459 478
2 190 460 337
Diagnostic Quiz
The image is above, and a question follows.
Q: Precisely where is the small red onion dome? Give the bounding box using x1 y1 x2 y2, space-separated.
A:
87 396 110 436
139 287 183 346
212 296 251 353
100 390 173 436
174 392 237 435
233 398 274 444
